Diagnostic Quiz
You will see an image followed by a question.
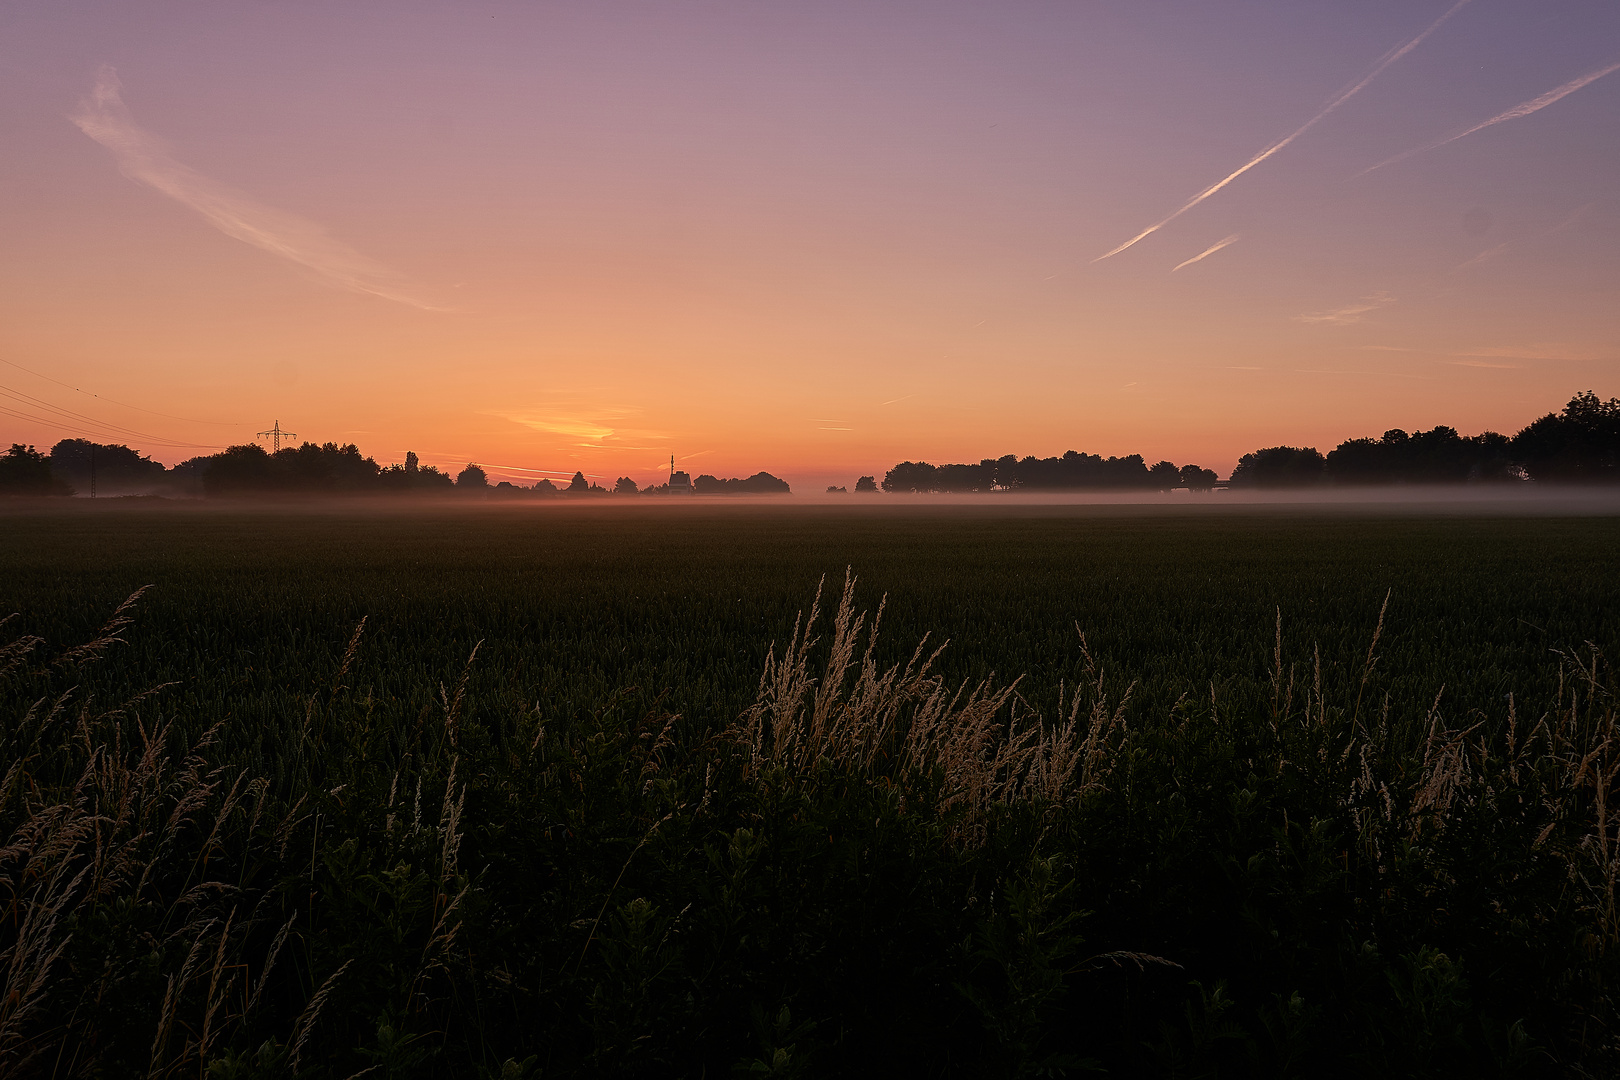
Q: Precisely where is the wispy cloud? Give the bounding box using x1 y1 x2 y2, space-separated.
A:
1293 368 1428 379
1454 203 1594 270
71 66 438 309
1172 234 1240 272
1296 291 1396 325
1456 343 1608 363
1447 359 1519 369
503 413 620 441
1095 0 1472 261
1456 242 1513 270
498 400 673 450
1362 60 1620 175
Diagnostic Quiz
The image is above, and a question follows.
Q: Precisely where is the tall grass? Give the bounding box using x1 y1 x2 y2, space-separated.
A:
736 573 1129 844
2 573 1618 1076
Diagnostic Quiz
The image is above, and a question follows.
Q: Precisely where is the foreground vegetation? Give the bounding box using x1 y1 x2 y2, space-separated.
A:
2 505 1618 1076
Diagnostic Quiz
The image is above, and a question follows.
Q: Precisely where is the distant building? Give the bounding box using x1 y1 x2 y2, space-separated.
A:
666 455 691 494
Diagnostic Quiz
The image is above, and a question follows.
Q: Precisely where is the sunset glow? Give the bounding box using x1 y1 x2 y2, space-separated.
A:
3 1 1617 488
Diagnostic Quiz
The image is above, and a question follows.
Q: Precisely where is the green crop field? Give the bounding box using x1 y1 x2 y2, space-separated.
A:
3 501 1619 1077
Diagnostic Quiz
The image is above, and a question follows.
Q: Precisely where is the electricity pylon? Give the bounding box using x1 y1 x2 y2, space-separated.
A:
256 420 298 454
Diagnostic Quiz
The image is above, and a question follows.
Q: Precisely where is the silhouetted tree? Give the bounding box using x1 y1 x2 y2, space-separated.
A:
1513 391 1620 482
855 475 878 492
568 471 588 493
614 477 639 494
380 451 453 493
0 444 73 496
826 485 847 494
1148 460 1179 491
694 472 791 494
49 440 165 495
1324 427 1515 484
1229 446 1325 488
457 463 489 489
535 479 559 496
279 442 380 490
1179 464 1218 491
882 462 936 492
203 444 276 495
165 456 212 497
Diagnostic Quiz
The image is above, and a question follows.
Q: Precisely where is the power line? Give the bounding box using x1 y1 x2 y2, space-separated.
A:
0 382 223 450
0 356 239 425
0 402 224 452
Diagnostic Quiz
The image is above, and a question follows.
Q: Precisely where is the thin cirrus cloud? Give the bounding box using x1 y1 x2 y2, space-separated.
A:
70 66 439 310
1094 0 1472 261
1456 344 1608 363
1360 60 1620 176
1455 203 1594 271
1295 291 1396 325
501 412 620 442
1171 235 1240 272
498 404 675 450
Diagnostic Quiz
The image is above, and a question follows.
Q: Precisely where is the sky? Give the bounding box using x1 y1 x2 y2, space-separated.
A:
1 0 1617 489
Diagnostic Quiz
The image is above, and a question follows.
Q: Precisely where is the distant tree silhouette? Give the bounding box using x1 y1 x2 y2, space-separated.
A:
855 475 878 492
379 458 453 492
614 477 639 494
534 479 559 496
285 442 380 490
1513 391 1620 482
203 444 276 495
693 472 791 494
457 463 489 490
826 485 847 494
568 471 589 493
1324 427 1515 484
200 442 386 495
49 440 165 495
1179 464 1217 491
0 444 73 496
885 452 1161 492
896 459 962 493
1148 460 1179 491
1229 446 1325 488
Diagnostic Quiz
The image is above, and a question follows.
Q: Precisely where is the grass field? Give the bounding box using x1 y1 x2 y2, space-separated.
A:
3 501 1618 1076
6 501 1616 728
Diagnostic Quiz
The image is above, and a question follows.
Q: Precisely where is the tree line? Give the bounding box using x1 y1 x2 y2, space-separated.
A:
881 390 1620 492
0 439 791 497
4 390 1615 497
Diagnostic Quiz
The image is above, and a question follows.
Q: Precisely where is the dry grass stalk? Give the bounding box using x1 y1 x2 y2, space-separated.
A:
737 572 1129 842
0 590 341 1076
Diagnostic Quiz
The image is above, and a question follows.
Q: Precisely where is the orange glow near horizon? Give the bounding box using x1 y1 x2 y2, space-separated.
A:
2 3 1617 490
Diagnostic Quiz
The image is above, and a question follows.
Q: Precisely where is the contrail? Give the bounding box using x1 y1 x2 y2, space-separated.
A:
1095 0 1473 261
1172 234 1240 271
1360 60 1620 175
71 66 439 309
